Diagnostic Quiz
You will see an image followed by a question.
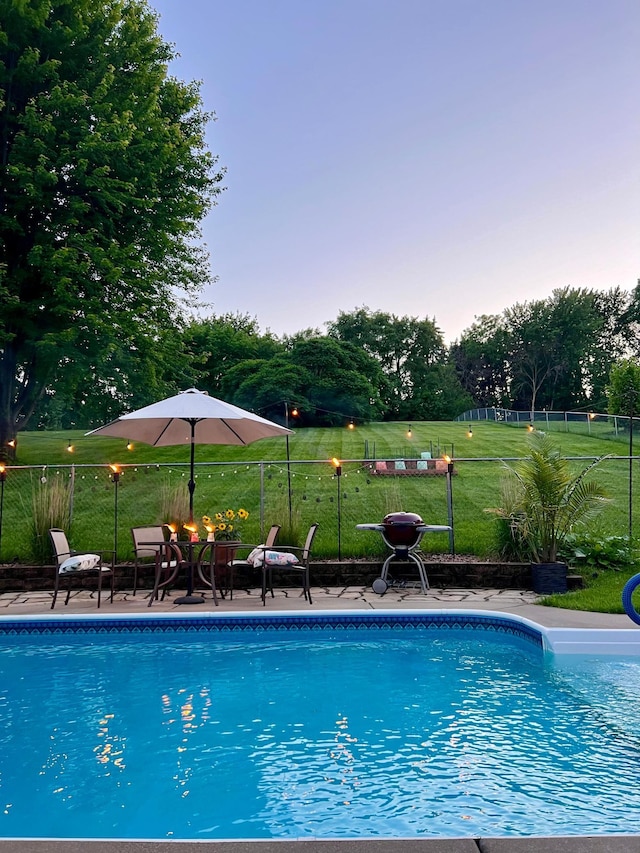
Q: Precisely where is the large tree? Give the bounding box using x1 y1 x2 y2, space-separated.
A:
327 307 451 419
182 313 283 399
0 0 222 455
450 314 511 409
225 336 386 427
505 288 613 413
607 358 640 419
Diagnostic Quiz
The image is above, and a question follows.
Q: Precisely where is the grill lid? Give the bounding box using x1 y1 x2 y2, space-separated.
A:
382 512 424 546
382 512 423 526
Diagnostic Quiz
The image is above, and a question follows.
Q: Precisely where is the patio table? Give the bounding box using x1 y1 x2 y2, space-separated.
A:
140 539 241 606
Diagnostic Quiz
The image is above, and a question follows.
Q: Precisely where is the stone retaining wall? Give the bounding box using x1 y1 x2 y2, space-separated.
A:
0 561 536 593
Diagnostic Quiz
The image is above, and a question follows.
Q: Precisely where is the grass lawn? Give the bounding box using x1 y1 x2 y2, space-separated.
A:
542 567 640 614
5 420 640 613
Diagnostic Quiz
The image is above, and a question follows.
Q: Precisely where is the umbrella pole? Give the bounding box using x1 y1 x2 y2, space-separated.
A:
188 420 196 526
175 419 205 605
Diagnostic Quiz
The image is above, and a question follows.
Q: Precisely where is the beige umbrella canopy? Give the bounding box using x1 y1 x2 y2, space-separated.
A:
86 388 292 522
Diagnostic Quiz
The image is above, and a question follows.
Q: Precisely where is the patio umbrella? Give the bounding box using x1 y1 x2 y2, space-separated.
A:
86 388 292 523
87 389 291 604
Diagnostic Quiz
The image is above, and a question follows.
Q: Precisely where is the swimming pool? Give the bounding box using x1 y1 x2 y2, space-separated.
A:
0 611 639 840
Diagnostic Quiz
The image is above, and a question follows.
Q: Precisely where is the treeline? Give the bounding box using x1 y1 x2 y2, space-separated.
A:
35 283 640 430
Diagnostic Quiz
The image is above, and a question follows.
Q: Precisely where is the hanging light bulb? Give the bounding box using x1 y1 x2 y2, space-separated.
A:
467 426 473 438
67 440 74 453
407 425 412 438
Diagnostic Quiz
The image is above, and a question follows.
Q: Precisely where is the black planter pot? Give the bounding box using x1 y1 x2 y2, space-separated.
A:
531 561 568 594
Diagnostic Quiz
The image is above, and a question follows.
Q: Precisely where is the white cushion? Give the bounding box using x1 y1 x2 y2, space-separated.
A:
262 551 299 567
59 554 102 574
246 545 265 564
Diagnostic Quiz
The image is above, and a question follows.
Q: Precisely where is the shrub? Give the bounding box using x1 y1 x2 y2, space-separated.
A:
558 532 637 572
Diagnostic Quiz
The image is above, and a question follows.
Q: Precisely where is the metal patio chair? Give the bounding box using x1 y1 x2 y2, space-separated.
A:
49 528 115 609
260 523 318 606
131 526 179 597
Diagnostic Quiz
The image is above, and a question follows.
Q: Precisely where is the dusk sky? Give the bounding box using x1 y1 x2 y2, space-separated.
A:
151 0 639 343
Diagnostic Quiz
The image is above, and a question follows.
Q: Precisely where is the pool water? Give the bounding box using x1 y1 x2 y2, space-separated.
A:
0 617 639 839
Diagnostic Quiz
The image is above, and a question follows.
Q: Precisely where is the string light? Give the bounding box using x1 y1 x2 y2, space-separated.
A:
467 426 473 438
407 425 412 438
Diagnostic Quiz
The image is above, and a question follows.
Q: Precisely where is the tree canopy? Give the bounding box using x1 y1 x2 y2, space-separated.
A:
1 3 637 444
0 0 223 454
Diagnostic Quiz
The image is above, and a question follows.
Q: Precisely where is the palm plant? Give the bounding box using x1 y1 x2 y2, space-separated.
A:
488 432 610 564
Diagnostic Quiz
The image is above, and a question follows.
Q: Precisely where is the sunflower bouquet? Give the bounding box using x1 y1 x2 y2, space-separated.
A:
202 508 249 541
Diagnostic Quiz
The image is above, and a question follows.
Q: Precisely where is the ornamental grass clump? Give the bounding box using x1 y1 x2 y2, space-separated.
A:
487 432 611 564
159 481 190 536
30 474 72 564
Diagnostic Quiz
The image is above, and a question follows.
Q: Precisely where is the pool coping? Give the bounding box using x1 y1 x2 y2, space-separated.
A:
0 834 639 852
1 608 639 656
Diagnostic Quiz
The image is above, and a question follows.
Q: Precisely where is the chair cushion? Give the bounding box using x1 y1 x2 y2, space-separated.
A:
416 460 429 470
263 551 299 567
246 545 265 565
249 549 299 567
394 460 406 470
59 554 101 574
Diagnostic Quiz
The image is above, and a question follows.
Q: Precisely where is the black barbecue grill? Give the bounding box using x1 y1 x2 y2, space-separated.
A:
356 512 451 594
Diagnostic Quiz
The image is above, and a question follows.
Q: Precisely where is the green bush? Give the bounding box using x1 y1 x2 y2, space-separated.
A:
558 532 637 572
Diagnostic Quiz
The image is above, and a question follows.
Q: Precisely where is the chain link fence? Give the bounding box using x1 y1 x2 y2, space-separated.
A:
456 407 638 441
0 454 635 564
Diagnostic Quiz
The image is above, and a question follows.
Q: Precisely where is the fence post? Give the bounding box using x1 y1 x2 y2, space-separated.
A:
446 460 455 555
259 462 265 540
69 464 75 525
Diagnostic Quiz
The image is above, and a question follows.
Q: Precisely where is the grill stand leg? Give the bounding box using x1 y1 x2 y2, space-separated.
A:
380 551 429 594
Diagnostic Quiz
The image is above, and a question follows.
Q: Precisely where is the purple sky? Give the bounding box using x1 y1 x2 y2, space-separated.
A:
150 0 639 343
